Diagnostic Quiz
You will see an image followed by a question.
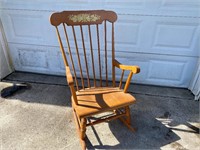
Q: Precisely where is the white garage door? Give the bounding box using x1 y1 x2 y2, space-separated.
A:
0 0 199 87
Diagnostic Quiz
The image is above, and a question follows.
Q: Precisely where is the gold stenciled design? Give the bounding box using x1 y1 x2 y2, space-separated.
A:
69 14 101 23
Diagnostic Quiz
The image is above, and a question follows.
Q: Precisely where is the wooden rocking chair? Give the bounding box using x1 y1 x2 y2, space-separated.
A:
50 10 140 149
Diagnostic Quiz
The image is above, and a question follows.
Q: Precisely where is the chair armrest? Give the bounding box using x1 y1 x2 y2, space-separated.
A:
113 59 140 93
113 59 140 74
65 66 74 86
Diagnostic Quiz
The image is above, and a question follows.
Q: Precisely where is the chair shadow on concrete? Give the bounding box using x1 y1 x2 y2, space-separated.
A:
1 82 72 106
85 113 181 149
84 93 199 149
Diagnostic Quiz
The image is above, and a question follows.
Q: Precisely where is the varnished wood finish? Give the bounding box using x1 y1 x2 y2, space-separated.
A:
74 87 136 118
72 26 85 89
112 23 116 87
50 10 140 150
80 25 90 87
119 69 125 89
63 24 79 90
114 59 140 74
55 27 68 67
50 10 117 26
88 25 96 87
113 59 140 93
104 21 108 86
96 24 102 87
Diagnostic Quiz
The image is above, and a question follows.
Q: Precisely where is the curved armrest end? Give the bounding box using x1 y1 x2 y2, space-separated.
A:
133 66 140 74
114 59 140 74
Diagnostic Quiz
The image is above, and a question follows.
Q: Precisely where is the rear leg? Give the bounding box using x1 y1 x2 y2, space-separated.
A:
119 106 136 132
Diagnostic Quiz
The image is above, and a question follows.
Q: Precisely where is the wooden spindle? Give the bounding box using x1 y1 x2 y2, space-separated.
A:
96 24 102 87
88 25 96 87
63 23 79 90
56 27 68 67
124 71 133 93
119 70 124 89
112 23 116 87
80 25 90 88
72 26 85 89
104 21 108 86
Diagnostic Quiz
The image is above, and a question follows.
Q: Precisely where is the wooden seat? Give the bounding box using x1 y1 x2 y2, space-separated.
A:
50 10 140 149
74 87 136 118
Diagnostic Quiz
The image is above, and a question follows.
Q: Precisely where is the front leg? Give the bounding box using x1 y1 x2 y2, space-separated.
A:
80 118 87 150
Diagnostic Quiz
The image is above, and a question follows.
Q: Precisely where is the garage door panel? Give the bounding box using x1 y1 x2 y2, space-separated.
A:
153 23 196 48
159 0 200 11
1 10 92 49
8 43 106 77
8 44 51 74
105 0 199 17
107 15 199 57
107 15 142 53
0 0 94 11
2 10 67 47
8 44 77 76
104 0 145 11
10 14 43 41
18 49 48 69
1 10 47 45
148 60 185 82
145 17 199 57
113 52 197 87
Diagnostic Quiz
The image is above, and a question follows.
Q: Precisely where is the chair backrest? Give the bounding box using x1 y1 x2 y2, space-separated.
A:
50 10 117 90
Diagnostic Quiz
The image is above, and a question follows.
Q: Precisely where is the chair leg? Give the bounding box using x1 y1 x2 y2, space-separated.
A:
118 106 136 132
125 106 131 125
80 118 87 150
72 109 87 150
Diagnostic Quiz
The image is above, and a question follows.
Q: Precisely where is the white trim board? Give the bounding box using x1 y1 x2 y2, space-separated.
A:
189 58 200 100
0 19 14 79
